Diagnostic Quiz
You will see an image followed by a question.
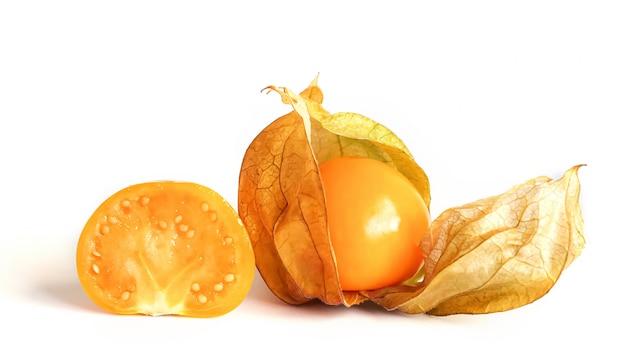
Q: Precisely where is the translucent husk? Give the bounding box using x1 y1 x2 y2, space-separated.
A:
238 77 585 314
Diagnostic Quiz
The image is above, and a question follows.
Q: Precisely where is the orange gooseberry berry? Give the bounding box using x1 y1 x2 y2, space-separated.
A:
319 156 430 291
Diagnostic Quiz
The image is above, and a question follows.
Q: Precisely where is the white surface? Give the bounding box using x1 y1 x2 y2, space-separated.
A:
1 1 624 350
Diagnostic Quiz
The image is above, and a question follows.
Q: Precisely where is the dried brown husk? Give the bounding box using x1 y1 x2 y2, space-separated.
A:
365 165 585 314
237 77 585 314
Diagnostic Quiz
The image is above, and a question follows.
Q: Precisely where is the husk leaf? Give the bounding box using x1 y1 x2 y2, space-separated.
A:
365 165 585 315
238 77 585 314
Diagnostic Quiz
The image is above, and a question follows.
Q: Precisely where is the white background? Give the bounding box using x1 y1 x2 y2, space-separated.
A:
1 1 624 350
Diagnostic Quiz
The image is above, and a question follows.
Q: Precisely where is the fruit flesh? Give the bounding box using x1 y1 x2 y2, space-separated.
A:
319 157 430 291
76 182 255 317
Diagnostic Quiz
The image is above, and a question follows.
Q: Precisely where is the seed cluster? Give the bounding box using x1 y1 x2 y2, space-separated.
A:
89 193 240 308
189 271 238 304
192 202 239 304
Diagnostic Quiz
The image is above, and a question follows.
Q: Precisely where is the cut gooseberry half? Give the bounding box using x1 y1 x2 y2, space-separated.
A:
76 182 255 317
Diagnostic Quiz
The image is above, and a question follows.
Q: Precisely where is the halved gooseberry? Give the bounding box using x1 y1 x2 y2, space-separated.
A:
76 182 255 317
319 157 430 291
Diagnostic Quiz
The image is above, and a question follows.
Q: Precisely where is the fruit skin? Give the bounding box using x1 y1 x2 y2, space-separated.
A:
76 181 255 317
319 157 430 291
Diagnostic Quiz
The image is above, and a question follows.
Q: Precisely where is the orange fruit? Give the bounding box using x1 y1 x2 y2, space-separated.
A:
76 182 255 317
319 157 430 291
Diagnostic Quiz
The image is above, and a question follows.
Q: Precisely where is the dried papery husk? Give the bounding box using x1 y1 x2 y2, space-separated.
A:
238 77 585 314
365 165 585 315
238 77 428 306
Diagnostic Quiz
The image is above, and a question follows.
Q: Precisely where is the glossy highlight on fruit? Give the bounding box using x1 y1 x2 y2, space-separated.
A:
76 182 255 317
319 156 430 291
